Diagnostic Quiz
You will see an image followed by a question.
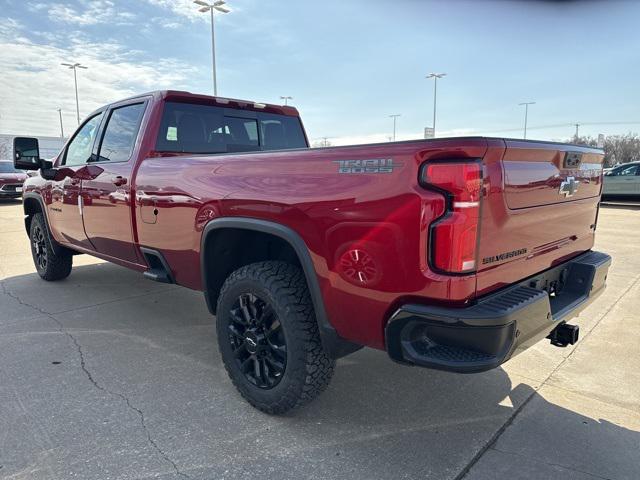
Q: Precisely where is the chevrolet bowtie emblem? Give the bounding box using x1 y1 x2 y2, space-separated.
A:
559 176 579 197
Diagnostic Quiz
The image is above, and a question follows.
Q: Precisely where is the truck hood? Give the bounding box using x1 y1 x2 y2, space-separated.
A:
0 173 28 183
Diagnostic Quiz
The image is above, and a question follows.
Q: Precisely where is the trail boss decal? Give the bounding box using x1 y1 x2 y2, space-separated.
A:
482 248 528 265
334 158 402 174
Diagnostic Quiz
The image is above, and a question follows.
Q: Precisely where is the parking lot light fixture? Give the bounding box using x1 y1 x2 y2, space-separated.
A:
280 96 293 106
518 101 536 139
57 108 64 139
194 0 231 96
389 114 401 141
426 73 446 137
61 62 88 125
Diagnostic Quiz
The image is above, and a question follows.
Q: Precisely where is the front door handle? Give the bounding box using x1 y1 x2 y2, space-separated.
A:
112 176 127 186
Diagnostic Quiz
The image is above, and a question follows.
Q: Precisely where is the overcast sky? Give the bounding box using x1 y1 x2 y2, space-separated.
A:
1 0 639 145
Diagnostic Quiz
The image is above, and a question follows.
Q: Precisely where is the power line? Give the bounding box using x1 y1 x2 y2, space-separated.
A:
471 120 640 136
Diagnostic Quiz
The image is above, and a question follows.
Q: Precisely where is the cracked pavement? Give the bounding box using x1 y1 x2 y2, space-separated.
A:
0 199 639 480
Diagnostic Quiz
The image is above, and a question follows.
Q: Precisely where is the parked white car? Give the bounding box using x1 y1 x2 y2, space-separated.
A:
602 162 640 197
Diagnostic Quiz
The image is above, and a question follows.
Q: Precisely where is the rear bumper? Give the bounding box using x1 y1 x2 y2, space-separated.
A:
385 250 611 373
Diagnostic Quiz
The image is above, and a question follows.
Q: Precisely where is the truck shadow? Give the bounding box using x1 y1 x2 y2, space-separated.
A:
1 262 638 479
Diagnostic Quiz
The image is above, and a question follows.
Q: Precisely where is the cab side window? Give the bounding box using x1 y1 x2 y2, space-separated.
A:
97 103 145 162
64 113 104 166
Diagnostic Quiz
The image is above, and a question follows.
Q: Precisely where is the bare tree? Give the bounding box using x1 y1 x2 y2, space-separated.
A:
312 138 332 148
569 132 640 167
604 133 640 166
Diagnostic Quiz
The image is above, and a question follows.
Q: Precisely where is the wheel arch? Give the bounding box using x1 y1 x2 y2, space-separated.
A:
200 217 362 359
22 193 66 256
23 193 43 235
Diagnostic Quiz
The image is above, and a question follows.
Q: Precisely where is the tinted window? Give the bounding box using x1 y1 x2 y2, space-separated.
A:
64 113 103 166
259 113 307 151
612 164 639 176
0 162 24 173
155 102 307 154
98 103 145 162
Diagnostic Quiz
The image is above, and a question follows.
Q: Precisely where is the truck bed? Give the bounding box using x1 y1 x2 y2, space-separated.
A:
134 136 604 349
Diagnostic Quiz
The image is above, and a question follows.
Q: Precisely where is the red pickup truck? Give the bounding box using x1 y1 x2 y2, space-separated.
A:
13 90 611 413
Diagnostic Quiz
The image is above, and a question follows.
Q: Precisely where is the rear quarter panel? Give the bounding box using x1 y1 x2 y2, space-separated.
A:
134 139 489 348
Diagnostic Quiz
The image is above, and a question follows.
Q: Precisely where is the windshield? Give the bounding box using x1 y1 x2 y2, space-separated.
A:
155 102 308 154
0 163 24 174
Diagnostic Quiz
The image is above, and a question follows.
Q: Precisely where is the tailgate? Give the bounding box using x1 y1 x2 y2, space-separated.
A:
476 140 604 297
502 140 604 209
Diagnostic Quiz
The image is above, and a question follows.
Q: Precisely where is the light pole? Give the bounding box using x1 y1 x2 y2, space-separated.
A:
61 62 88 125
280 96 293 105
518 101 535 139
426 73 446 137
194 0 231 96
573 123 581 141
389 114 401 141
57 108 64 139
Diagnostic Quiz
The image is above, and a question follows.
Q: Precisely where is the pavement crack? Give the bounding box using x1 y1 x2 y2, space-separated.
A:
0 281 191 480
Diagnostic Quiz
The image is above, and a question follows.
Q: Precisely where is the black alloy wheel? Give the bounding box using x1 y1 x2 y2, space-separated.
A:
228 292 287 389
31 223 48 271
216 261 335 414
29 212 73 281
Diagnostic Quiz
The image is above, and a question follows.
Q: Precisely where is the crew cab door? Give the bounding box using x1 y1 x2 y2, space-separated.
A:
81 101 146 264
49 111 104 250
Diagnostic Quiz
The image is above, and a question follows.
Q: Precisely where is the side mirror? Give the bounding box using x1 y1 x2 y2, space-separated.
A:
13 137 41 170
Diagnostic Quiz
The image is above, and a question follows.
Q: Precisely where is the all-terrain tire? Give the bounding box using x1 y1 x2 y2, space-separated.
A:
29 213 73 281
216 261 335 414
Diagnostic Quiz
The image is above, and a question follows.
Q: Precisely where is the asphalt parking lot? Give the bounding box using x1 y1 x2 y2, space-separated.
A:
1 199 639 480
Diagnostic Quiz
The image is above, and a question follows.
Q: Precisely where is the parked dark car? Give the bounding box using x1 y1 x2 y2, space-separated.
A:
0 160 28 198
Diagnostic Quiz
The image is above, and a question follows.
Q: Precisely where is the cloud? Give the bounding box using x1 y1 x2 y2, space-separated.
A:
0 19 198 136
30 1 136 26
145 0 212 21
144 0 239 22
0 17 21 36
151 17 183 29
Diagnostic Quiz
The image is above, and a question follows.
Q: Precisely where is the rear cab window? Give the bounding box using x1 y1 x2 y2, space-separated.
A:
155 102 307 154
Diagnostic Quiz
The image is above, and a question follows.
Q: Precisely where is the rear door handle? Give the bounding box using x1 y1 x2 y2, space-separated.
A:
112 176 127 186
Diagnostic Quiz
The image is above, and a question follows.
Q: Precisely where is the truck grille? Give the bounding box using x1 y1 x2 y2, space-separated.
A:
0 184 22 192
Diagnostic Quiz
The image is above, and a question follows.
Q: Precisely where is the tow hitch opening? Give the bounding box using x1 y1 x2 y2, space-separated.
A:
548 322 579 347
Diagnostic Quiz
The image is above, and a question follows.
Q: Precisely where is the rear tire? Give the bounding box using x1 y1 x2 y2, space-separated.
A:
216 261 335 414
30 213 72 281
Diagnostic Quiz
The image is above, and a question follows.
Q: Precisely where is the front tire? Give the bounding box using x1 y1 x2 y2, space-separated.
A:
30 213 72 281
216 261 335 414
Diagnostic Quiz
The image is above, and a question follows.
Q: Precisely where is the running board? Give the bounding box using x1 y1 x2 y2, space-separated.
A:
140 247 174 284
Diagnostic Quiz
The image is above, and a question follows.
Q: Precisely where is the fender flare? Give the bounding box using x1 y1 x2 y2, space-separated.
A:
22 192 66 256
200 217 362 359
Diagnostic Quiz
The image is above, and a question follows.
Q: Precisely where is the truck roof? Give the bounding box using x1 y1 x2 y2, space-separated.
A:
110 90 301 117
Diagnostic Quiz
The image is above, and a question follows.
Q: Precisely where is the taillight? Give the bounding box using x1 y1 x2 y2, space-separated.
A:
422 162 482 274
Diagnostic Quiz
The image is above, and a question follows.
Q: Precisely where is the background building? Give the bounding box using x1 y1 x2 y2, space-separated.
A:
0 134 66 161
